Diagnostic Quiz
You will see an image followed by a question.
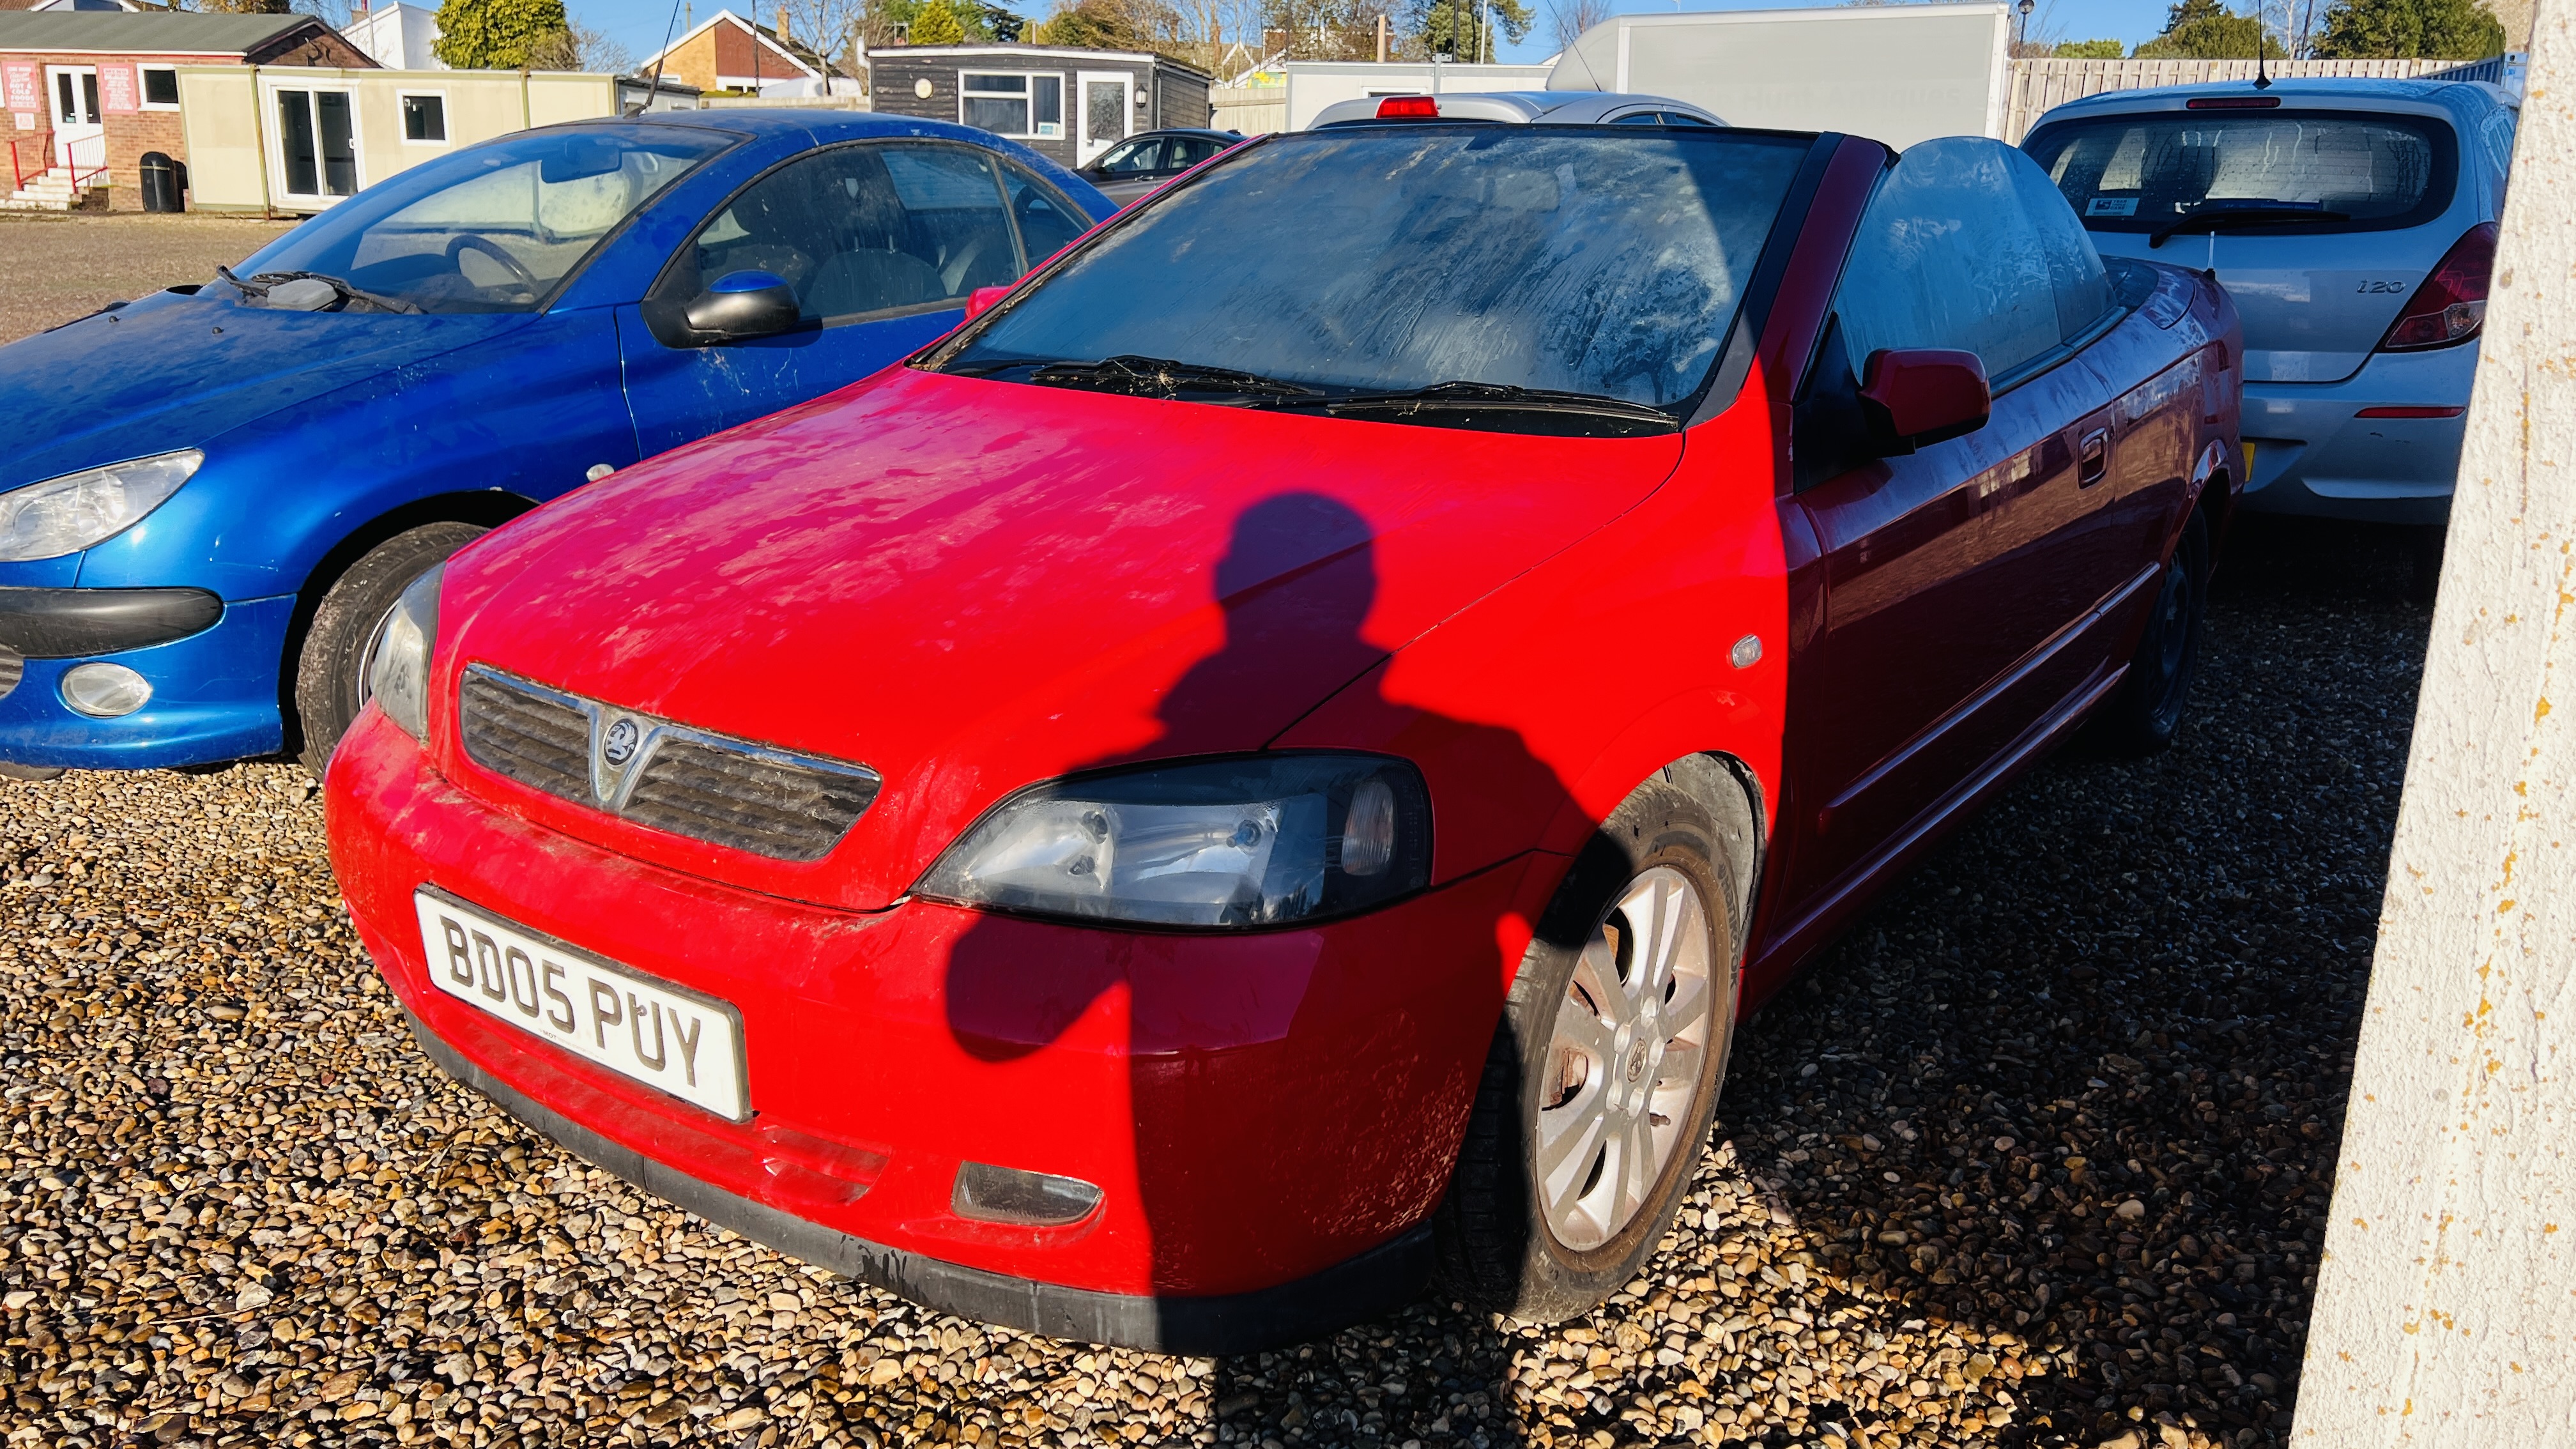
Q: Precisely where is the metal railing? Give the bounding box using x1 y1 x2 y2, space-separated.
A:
6 133 108 197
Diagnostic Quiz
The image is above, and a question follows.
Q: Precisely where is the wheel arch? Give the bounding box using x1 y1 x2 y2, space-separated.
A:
1539 739 1770 974
1652 751 1767 972
275 489 541 755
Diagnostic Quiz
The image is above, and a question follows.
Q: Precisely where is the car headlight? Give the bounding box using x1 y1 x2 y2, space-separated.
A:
0 450 201 562
917 753 1431 929
368 564 445 743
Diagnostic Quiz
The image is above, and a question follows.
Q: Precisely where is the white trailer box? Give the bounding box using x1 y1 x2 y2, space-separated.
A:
1547 3 2011 150
1284 61 1554 132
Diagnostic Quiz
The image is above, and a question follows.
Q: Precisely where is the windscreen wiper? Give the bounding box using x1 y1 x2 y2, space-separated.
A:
218 265 424 314
1287 379 1681 429
1013 355 1321 398
2149 207 2350 249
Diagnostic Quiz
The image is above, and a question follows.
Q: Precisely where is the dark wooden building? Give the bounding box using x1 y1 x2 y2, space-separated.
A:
864 45 1212 171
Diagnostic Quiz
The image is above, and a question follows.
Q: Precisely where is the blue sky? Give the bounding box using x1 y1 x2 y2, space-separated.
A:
569 0 2192 76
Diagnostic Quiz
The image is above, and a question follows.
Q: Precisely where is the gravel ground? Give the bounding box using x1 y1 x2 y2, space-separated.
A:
0 233 2428 1448
0 213 291 345
0 519 2426 1449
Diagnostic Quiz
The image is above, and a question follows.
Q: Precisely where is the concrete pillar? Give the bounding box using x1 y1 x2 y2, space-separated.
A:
2292 1 2576 1440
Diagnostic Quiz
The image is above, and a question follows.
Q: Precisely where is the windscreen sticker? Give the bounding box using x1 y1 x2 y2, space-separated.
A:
2087 197 2140 217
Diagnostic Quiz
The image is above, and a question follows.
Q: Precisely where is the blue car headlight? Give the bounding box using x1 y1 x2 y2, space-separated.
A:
916 753 1431 929
0 450 201 562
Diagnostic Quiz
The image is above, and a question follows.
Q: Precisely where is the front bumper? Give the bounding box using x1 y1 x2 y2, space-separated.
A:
327 707 1532 1349
2241 343 2478 526
0 592 292 770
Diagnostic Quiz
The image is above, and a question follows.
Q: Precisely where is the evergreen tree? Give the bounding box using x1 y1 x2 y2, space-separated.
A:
1407 0 1533 59
2131 0 2266 57
2312 0 2504 57
432 0 571 68
908 0 967 44
1035 0 1136 47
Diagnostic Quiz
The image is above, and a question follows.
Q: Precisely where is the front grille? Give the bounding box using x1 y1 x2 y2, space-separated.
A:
0 648 20 703
458 670 588 799
456 664 880 862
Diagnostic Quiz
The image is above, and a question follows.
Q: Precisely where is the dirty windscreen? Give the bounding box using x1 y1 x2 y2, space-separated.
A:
2025 111 2453 236
235 125 739 313
935 126 1811 412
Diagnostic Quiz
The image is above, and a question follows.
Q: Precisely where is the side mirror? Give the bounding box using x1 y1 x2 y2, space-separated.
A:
963 284 1013 322
1859 348 1990 453
683 270 799 342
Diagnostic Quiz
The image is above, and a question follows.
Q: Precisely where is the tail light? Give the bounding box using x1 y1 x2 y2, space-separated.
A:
2379 223 2498 352
1376 95 1439 119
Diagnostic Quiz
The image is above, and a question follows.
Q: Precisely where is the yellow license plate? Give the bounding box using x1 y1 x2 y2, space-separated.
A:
2242 441 2257 481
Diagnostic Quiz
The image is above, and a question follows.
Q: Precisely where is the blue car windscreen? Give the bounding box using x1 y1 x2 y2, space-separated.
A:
235 126 740 314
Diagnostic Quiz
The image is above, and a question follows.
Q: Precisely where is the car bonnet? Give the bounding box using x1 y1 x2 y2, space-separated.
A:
431 364 1689 911
0 287 530 489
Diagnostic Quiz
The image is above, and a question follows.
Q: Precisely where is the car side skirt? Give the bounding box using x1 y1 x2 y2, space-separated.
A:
405 1008 1436 1354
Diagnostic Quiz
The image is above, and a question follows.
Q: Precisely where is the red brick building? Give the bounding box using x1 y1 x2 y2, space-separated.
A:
0 11 370 210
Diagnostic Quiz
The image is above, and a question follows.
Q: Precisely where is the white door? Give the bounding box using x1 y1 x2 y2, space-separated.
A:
45 66 100 174
270 86 361 204
1075 72 1133 167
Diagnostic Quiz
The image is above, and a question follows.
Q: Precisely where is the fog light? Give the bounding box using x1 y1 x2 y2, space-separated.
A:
952 1162 1102 1227
60 663 150 718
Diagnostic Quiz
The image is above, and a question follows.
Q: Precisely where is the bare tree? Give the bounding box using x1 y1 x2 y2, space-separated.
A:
527 18 638 72
1547 0 1608 50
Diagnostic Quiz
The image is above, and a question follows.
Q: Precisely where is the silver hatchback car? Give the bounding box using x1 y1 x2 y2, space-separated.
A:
2024 79 2517 528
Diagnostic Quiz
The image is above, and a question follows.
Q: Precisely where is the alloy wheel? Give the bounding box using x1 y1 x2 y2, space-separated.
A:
1534 864 1717 1251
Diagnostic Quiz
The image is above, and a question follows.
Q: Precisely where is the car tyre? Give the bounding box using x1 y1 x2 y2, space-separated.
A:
293 522 486 775
2094 507 2209 756
1435 776 1738 1322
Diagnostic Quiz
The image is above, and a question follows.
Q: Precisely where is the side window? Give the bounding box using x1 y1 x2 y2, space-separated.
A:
2487 111 2517 180
1099 139 1165 176
1836 135 2115 387
1611 112 1662 126
669 143 1020 325
1003 163 1090 262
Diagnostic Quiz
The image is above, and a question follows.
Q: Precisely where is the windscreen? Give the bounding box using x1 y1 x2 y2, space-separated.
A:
236 125 739 312
2025 111 2452 235
936 126 1811 411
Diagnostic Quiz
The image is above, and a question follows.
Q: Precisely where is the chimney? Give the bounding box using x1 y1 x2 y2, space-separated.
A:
777 4 792 43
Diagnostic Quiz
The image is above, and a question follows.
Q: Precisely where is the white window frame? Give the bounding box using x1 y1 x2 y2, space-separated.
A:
260 77 365 208
957 69 1064 142
136 65 180 112
397 88 449 147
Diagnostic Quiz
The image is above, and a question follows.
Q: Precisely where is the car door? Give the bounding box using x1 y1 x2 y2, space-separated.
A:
1777 137 2131 913
617 141 1091 454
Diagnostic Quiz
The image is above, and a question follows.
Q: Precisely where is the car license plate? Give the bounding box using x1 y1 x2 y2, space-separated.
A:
2242 440 2257 482
412 888 749 1121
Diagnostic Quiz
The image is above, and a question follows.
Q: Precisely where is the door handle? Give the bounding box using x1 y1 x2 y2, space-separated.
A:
2078 429 2110 487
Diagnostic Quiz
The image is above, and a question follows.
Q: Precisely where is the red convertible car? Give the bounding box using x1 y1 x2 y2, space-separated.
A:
326 103 2241 1352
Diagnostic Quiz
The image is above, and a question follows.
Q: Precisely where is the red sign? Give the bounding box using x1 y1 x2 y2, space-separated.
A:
2 63 38 116
98 63 137 116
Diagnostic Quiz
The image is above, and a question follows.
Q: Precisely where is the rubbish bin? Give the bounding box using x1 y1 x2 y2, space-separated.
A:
139 152 183 214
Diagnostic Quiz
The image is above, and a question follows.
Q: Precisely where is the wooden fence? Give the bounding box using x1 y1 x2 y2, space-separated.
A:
2002 56 2510 141
1211 84 1286 134
1199 56 2507 140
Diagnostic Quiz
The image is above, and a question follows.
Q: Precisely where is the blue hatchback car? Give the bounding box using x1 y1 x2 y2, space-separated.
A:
0 109 1109 777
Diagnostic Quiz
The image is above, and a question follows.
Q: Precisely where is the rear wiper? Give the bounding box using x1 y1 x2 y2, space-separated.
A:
1292 379 1680 429
1015 355 1321 398
218 265 424 314
2149 207 2349 249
